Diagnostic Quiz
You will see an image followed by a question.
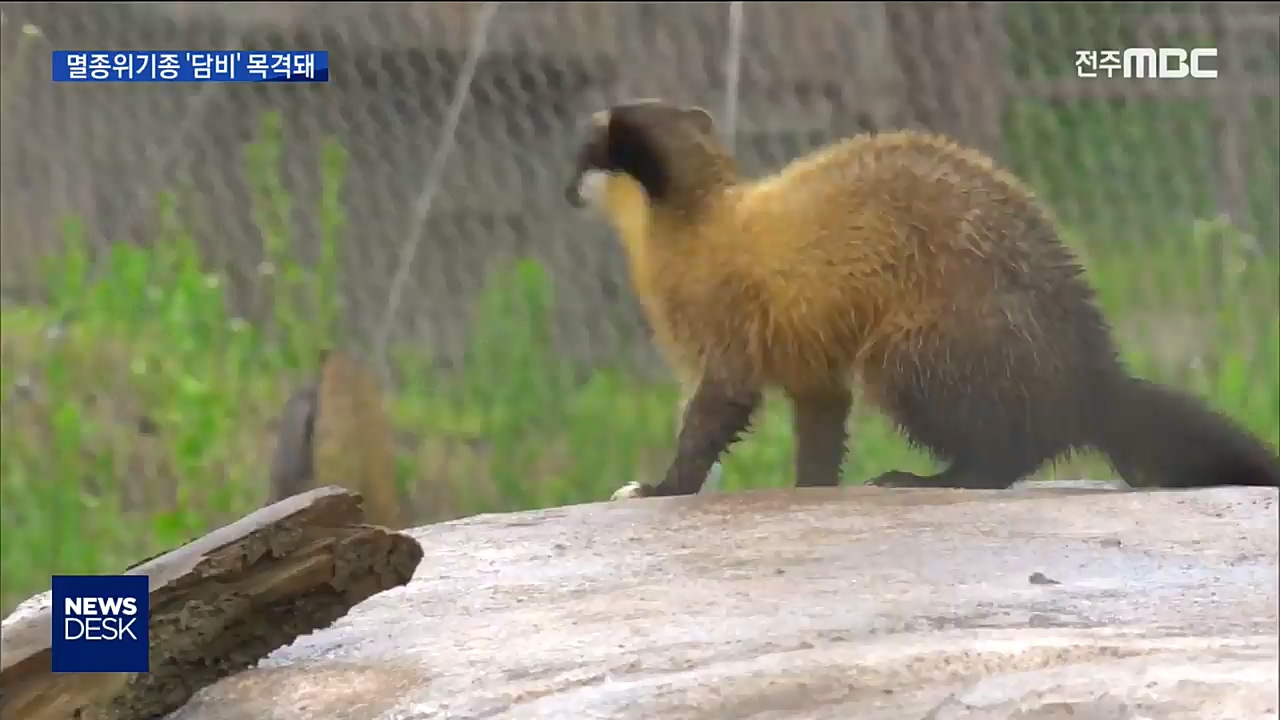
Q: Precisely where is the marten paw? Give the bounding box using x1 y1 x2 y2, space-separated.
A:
611 481 658 500
867 471 934 488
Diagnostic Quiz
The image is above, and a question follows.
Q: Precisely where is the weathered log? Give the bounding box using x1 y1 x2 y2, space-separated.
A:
168 484 1276 719
0 486 424 720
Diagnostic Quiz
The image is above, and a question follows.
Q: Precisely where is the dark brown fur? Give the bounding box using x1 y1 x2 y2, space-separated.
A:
567 100 1280 496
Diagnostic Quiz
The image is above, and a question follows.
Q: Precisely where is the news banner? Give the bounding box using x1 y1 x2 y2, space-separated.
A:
51 50 329 83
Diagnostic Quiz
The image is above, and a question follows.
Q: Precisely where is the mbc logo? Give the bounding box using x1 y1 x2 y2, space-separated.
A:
1123 48 1218 79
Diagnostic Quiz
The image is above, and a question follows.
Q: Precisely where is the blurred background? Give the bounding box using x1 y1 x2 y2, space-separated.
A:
1 2 1277 613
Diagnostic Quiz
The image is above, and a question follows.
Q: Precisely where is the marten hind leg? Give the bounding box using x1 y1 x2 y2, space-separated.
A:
866 400 1051 490
788 388 852 488
869 458 1036 490
861 331 1062 491
612 377 762 500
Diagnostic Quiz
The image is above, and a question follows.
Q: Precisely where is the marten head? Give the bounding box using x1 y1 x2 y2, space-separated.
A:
565 99 738 220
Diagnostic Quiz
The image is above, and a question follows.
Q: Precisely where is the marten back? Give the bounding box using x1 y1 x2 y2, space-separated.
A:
568 100 1280 494
630 130 1113 398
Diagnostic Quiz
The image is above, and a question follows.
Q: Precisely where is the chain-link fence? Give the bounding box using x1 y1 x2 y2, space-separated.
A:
2 3 1278 610
3 2 1269 360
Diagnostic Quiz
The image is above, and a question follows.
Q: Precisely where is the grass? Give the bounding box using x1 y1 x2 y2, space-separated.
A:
2 15 1278 614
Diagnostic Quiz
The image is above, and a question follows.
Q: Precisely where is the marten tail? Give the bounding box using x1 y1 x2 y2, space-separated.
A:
1093 375 1280 488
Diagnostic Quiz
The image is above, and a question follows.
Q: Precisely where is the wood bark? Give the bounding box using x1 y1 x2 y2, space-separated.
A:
0 486 424 720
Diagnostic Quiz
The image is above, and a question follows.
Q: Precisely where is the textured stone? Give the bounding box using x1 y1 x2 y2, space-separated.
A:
173 486 1278 719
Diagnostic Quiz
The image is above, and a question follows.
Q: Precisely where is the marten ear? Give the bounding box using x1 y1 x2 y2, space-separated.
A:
684 106 716 135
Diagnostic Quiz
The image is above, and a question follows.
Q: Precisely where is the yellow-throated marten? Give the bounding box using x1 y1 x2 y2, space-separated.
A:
564 99 1280 498
269 350 400 526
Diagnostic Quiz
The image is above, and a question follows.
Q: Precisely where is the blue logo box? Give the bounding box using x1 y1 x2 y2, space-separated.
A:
51 575 150 673
51 50 330 83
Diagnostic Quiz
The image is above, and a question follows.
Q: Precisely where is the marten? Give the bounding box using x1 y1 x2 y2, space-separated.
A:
269 349 401 527
564 98 1280 499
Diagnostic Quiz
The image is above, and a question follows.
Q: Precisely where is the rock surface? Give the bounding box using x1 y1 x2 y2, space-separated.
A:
170 485 1278 719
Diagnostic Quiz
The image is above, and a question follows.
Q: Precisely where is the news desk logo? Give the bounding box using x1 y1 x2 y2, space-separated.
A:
52 575 149 673
51 50 330 83
1076 48 1218 80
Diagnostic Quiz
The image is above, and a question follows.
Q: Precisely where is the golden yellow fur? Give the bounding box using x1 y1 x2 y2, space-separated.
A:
595 130 1049 396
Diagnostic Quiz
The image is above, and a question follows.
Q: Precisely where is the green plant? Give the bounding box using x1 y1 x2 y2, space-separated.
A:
245 110 347 368
0 114 354 611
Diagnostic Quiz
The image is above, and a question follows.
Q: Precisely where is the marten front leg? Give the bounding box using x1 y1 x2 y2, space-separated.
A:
611 378 761 500
789 388 852 488
678 382 725 493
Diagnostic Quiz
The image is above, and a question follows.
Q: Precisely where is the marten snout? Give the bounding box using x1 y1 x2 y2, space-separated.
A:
566 142 597 208
565 179 586 208
566 169 610 211
567 114 620 210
